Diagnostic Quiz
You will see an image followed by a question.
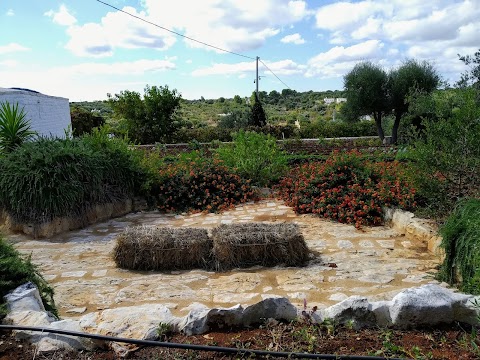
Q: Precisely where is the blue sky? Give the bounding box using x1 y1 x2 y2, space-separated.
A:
1 0 478 101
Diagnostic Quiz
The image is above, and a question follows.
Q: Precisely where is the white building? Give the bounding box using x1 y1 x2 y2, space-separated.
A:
0 87 71 138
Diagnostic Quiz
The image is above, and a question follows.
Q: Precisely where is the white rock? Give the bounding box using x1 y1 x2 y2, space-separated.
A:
389 284 476 328
4 282 46 313
370 301 392 327
180 297 298 335
242 297 297 326
35 319 103 353
323 296 376 329
79 304 180 356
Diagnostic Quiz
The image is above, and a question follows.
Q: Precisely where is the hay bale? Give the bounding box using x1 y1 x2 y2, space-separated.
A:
211 223 310 271
113 226 212 271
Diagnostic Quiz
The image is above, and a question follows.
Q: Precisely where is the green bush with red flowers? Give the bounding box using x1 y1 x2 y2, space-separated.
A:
276 151 416 228
155 151 255 213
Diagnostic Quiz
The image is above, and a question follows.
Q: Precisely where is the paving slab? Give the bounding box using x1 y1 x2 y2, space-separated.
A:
11 200 442 318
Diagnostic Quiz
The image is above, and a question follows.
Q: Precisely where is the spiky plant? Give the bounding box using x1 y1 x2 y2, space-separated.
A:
0 101 36 152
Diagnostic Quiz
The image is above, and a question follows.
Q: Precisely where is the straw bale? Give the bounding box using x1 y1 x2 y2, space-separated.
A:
113 226 212 271
211 222 310 271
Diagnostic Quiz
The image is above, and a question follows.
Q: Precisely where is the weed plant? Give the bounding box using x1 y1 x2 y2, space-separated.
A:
0 236 56 318
437 198 480 294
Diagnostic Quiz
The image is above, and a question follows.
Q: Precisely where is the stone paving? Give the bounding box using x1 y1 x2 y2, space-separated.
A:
10 200 442 318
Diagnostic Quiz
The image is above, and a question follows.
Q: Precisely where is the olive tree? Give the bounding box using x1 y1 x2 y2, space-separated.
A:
389 59 440 144
342 61 389 142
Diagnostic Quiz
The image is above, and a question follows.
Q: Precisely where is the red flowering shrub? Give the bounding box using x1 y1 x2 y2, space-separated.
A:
276 151 416 228
156 157 255 213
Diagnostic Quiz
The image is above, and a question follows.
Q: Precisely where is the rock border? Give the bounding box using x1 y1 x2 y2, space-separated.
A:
3 282 479 356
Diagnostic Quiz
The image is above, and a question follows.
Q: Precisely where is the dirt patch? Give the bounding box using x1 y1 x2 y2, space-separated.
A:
1 322 479 359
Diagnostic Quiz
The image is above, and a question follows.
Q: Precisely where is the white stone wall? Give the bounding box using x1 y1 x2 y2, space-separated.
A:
0 89 71 138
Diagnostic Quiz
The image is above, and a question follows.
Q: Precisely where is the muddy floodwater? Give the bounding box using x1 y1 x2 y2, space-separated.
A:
10 200 441 318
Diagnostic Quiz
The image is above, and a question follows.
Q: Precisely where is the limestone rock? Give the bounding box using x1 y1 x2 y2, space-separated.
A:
180 297 298 335
35 319 103 353
323 296 376 329
4 282 46 313
389 284 476 328
79 304 180 356
242 297 298 326
179 304 244 335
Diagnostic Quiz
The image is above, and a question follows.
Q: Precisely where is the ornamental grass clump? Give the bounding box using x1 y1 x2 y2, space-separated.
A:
155 151 255 213
276 151 416 228
437 198 480 294
0 130 146 224
211 223 310 271
113 226 212 271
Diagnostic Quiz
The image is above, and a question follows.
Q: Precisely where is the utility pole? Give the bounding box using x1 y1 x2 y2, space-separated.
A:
256 56 259 98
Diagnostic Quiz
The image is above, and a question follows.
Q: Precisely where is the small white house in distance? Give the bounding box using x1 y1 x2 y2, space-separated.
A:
0 87 71 138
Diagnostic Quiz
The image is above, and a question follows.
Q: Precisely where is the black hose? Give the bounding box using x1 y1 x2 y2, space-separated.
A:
0 324 410 360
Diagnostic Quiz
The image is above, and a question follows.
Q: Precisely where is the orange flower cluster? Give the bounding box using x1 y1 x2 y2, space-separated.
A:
276 151 416 228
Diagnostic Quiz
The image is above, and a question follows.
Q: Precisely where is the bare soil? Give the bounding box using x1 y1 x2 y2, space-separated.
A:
1 322 479 359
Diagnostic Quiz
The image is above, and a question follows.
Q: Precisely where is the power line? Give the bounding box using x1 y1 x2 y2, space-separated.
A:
94 0 256 60
95 0 292 91
259 59 292 90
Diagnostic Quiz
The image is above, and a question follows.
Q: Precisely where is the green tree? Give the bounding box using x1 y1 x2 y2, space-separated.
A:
342 62 390 142
70 106 105 136
388 59 440 144
0 101 36 152
108 85 181 144
250 93 267 127
457 49 480 88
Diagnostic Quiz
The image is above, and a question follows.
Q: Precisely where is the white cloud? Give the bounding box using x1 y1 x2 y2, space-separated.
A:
0 43 29 55
0 60 18 67
306 40 384 78
280 33 305 45
0 59 176 101
64 6 176 57
192 59 305 77
6 9 14 16
44 4 77 26
310 0 480 85
143 0 309 52
63 59 176 76
185 59 193 64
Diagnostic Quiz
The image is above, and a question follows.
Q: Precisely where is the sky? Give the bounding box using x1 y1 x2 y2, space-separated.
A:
1 0 479 101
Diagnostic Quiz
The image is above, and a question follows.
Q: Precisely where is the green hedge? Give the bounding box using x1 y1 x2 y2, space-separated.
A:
0 131 145 224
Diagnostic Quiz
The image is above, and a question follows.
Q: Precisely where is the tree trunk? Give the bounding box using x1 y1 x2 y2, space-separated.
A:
373 112 385 142
391 113 401 145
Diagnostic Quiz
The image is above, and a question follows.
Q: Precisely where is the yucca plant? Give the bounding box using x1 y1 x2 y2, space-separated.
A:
0 101 36 152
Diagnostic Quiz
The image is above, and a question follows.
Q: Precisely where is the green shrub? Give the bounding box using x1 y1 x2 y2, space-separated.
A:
437 198 480 294
276 151 416 228
215 130 288 187
155 154 254 213
403 88 480 216
0 131 145 224
0 236 57 318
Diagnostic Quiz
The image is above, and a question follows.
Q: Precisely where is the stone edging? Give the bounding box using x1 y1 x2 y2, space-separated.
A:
0 198 148 239
3 282 479 356
384 207 444 259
